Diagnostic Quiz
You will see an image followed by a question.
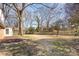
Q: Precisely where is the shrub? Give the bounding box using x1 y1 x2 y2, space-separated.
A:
26 27 35 34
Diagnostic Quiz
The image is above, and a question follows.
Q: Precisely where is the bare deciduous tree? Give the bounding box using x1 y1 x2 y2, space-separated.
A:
1 3 58 35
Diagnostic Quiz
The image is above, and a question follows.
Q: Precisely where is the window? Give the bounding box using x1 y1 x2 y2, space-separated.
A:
6 29 9 34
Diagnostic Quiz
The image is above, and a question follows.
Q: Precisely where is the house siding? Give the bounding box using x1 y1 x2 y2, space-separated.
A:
4 28 13 36
0 29 5 39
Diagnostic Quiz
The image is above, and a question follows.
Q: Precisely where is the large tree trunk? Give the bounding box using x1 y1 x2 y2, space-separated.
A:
18 18 22 35
18 11 23 35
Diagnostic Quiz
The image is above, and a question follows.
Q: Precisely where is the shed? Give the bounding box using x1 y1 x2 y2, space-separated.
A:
0 23 5 39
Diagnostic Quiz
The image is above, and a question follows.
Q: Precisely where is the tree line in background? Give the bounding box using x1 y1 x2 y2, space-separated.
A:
0 3 79 36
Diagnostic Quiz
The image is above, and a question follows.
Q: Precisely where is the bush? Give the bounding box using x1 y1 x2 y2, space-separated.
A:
35 28 39 32
25 27 35 34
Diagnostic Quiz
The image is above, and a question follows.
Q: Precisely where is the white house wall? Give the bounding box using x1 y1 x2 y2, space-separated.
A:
4 28 13 36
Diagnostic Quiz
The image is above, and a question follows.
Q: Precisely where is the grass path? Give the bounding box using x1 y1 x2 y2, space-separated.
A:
16 34 79 41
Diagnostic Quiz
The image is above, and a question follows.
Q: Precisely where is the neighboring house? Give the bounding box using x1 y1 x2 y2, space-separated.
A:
0 9 13 39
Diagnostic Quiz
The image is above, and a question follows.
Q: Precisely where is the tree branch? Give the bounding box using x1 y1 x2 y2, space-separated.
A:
4 3 17 12
22 3 34 11
38 3 58 9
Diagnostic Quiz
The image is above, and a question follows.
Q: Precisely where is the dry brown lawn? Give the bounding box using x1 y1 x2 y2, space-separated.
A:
0 35 79 56
17 34 79 40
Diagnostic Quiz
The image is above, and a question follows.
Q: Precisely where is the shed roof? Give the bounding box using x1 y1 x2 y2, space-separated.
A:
0 23 5 29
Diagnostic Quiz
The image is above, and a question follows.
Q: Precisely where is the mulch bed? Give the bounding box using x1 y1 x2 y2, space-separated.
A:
0 36 26 43
0 39 24 43
0 36 34 43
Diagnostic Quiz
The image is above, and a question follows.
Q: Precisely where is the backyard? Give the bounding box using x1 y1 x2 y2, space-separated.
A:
0 35 79 56
0 3 79 56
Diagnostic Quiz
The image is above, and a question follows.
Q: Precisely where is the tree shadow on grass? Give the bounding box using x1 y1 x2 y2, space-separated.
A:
0 38 40 56
0 38 79 56
35 38 79 56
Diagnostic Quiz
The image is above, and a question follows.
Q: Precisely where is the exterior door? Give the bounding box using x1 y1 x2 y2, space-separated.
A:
6 29 9 35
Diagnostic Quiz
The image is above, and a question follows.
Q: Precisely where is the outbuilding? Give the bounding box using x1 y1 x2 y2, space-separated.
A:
0 23 5 39
0 9 13 39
